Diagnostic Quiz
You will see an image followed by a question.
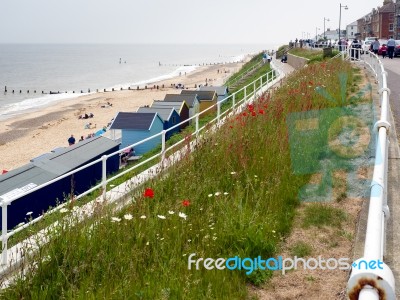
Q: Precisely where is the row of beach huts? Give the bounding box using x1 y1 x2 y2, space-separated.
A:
0 85 228 229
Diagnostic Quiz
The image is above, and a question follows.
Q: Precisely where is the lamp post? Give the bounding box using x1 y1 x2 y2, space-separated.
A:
324 17 330 40
339 3 348 42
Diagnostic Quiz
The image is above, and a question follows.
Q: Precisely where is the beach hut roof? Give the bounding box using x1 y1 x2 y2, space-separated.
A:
0 163 58 199
137 107 175 121
110 112 161 130
180 90 216 101
163 94 198 107
198 86 228 96
30 136 120 174
151 101 189 113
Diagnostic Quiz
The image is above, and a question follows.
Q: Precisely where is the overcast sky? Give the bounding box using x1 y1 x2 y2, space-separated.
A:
0 0 387 45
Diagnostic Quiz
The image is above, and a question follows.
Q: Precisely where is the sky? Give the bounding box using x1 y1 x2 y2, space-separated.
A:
0 0 388 45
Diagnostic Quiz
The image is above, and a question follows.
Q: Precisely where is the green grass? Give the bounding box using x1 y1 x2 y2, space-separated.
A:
1 58 361 299
290 241 312 257
302 204 347 229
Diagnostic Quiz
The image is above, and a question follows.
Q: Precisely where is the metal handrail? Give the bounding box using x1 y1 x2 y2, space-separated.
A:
343 49 396 299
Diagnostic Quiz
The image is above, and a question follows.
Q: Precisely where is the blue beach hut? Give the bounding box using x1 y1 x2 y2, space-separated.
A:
109 112 164 155
137 107 180 139
0 136 120 229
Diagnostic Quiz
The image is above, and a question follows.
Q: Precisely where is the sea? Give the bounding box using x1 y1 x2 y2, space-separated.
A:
0 44 276 121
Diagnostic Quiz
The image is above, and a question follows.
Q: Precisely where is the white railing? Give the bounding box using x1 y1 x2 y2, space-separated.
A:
0 67 280 271
344 49 396 299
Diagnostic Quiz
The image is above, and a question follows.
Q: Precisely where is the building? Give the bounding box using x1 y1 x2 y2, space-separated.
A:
163 94 200 120
395 0 400 38
0 137 120 229
151 101 190 130
137 107 180 139
109 112 164 153
198 86 229 102
180 90 217 116
346 21 359 39
359 1 395 39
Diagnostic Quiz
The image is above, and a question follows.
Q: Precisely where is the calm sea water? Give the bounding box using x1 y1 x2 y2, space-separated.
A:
0 44 275 120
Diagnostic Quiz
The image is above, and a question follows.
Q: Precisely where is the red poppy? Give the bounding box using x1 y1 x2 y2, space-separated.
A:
182 199 190 207
144 188 154 198
258 109 264 114
248 104 254 111
251 111 256 117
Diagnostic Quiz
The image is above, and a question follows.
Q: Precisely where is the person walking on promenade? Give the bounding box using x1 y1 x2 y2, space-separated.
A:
372 38 380 55
387 36 396 59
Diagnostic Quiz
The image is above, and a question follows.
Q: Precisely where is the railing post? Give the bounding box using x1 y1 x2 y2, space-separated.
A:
101 155 107 200
232 93 235 109
1 199 9 266
217 102 221 124
195 114 199 138
253 82 256 100
244 86 247 103
161 130 166 161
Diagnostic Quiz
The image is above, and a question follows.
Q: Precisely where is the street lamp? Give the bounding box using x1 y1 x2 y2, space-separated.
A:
324 17 330 40
339 3 348 42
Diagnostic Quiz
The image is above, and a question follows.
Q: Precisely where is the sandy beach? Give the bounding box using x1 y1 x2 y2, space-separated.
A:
0 61 245 171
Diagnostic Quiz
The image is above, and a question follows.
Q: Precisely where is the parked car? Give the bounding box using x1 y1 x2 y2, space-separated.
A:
362 40 373 54
394 40 400 57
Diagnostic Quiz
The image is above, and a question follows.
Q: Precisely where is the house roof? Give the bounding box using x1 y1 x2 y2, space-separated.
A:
151 101 189 113
137 107 175 121
110 112 160 130
180 90 216 101
163 94 198 107
379 2 395 13
198 86 228 96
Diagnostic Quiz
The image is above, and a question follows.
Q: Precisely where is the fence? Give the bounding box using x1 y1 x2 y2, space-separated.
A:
0 67 281 275
343 48 396 299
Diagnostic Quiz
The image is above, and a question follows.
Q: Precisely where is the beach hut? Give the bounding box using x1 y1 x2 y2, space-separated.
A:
199 86 229 102
109 112 164 154
151 100 190 129
0 136 120 229
137 107 180 139
180 90 217 115
163 94 200 120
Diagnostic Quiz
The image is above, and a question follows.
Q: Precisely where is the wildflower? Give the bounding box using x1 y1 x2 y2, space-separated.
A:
188 239 192 242
157 215 166 219
123 214 133 220
143 188 154 198
146 241 149 246
26 211 33 216
254 175 258 178
160 237 164 241
111 217 121 223
214 192 221 196
168 211 175 215
272 230 276 233
59 208 69 213
224 192 229 195
182 200 190 207
213 237 217 240
251 111 256 117
140 215 147 219
208 194 213 197
230 171 237 175
178 212 187 220
258 109 265 114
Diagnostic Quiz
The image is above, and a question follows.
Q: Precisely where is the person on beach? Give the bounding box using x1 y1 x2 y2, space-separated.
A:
68 135 75 146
